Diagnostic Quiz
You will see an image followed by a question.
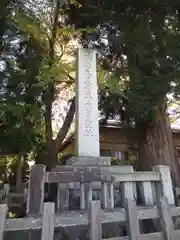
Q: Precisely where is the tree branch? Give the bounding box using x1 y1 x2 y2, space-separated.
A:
54 96 75 148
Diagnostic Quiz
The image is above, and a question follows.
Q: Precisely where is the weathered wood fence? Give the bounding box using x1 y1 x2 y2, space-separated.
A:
0 164 175 213
0 164 179 239
0 184 25 209
0 185 9 205
0 196 180 240
27 164 115 215
0 184 24 209
27 164 175 216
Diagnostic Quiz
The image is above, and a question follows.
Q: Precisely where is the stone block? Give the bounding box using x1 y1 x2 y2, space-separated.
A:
67 156 111 166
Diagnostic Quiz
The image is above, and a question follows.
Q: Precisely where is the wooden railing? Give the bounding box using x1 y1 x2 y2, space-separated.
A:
0 184 25 209
26 164 175 216
0 184 9 204
0 196 180 240
27 165 115 215
89 197 180 240
0 164 178 239
0 164 175 215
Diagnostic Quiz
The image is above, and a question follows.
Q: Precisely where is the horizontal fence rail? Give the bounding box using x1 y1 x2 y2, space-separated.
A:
3 204 180 231
89 197 180 240
0 164 178 239
0 197 180 240
112 172 160 182
27 164 175 216
45 169 113 183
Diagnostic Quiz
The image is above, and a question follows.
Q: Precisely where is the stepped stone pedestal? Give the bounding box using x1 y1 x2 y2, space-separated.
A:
67 156 111 208
66 156 111 166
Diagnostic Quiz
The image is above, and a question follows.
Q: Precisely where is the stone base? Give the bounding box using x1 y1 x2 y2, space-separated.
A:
66 156 111 166
66 156 136 209
66 156 111 209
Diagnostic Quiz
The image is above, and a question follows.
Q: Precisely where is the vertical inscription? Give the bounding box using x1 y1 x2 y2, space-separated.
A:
83 50 94 137
76 48 100 156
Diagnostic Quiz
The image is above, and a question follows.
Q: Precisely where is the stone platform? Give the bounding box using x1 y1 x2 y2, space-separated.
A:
66 156 111 166
65 156 134 208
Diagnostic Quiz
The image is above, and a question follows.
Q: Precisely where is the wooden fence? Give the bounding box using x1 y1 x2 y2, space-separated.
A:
89 197 180 240
0 164 175 214
0 185 9 204
0 196 180 240
27 164 175 216
0 164 179 239
0 184 25 209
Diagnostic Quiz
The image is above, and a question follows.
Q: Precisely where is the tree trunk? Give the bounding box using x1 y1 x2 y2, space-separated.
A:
127 50 180 186
43 0 62 169
54 97 75 149
44 96 75 169
138 101 180 187
16 157 22 192
44 97 57 169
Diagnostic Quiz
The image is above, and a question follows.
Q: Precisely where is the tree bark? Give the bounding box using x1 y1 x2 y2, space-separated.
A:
127 51 180 187
55 97 75 147
44 97 56 169
44 96 75 169
43 0 61 169
137 100 180 187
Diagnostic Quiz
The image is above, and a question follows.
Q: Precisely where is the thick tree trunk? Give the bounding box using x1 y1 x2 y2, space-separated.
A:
55 97 75 149
44 97 58 169
43 0 62 169
47 97 75 202
44 96 75 169
138 101 180 187
127 50 180 186
16 158 22 192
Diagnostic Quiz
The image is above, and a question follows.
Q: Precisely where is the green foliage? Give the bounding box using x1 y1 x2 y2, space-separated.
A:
3 0 180 173
70 0 82 8
0 0 78 168
37 57 75 88
0 8 45 156
67 0 180 124
111 153 137 168
14 11 48 52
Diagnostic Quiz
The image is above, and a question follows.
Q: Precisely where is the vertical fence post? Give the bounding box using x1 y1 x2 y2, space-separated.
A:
88 201 102 240
0 204 7 240
2 184 9 204
121 182 135 207
109 182 114 210
120 166 135 207
126 198 140 240
159 197 173 240
57 183 69 212
26 164 46 216
101 182 108 209
139 182 154 205
153 166 175 205
80 182 85 211
87 183 93 203
41 202 55 240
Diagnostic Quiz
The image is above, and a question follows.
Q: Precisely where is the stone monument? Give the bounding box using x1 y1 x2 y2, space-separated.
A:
65 48 136 208
75 48 99 156
67 48 110 166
